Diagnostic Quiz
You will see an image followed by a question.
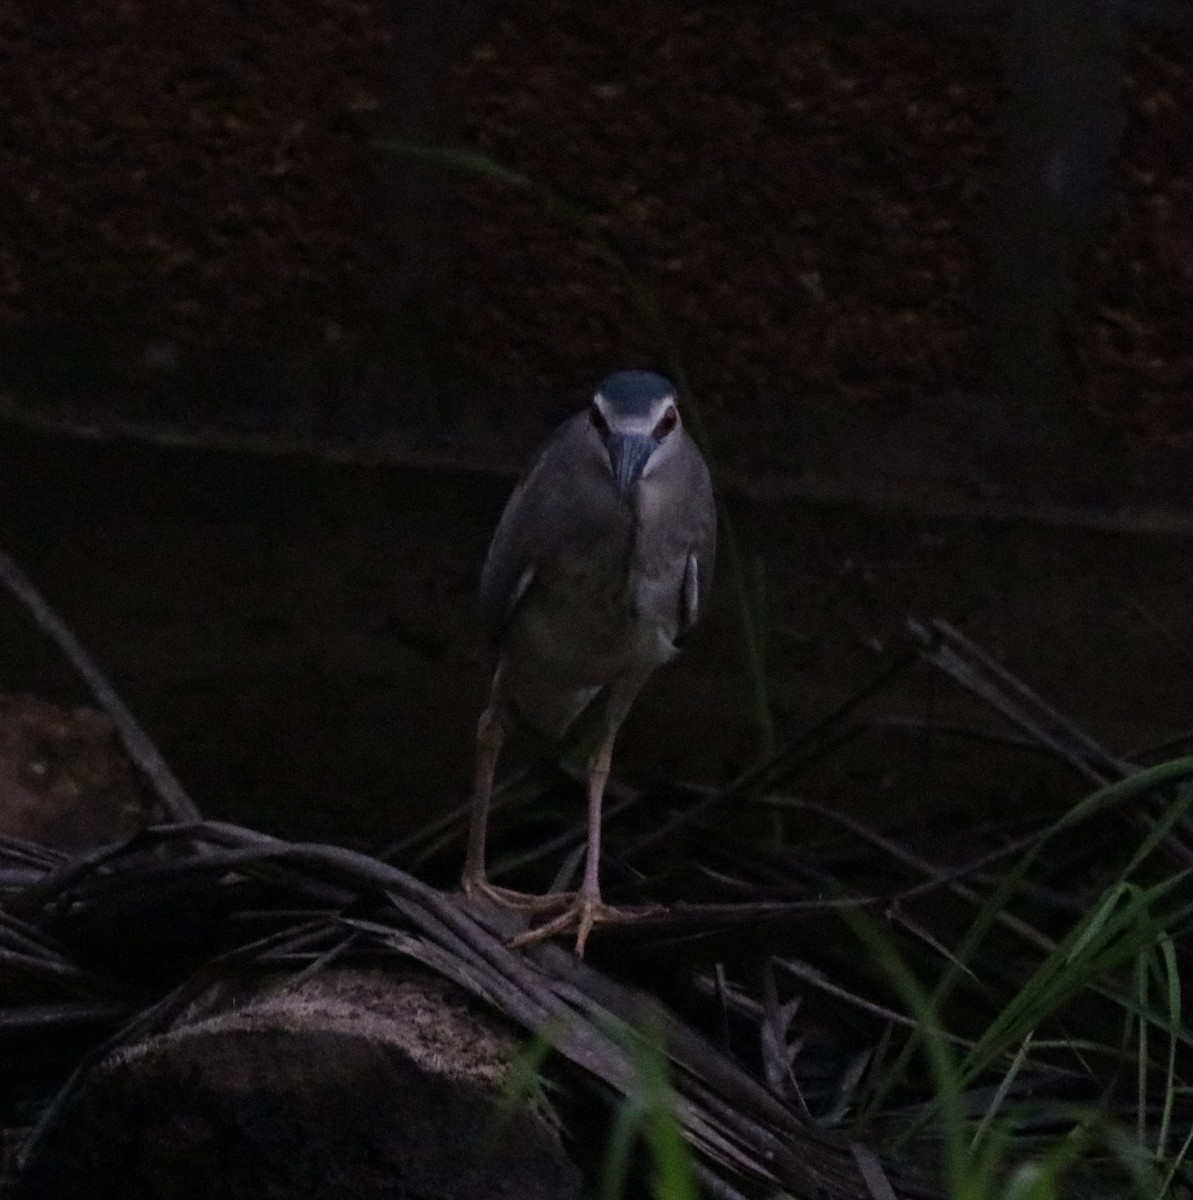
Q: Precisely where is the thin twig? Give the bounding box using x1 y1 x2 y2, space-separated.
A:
909 618 1135 784
0 548 201 823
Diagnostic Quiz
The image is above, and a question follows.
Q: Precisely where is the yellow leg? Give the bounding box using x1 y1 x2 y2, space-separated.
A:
460 705 575 913
510 716 659 956
460 705 502 891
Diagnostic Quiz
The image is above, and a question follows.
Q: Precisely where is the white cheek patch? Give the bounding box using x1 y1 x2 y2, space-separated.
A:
639 434 678 479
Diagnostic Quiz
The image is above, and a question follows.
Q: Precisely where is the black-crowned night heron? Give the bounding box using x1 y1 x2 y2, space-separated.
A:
461 370 716 955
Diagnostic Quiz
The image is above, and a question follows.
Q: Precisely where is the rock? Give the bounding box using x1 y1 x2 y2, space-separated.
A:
17 966 583 1200
0 694 155 850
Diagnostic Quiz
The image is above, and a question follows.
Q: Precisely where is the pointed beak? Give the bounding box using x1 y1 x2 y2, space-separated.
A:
605 433 655 499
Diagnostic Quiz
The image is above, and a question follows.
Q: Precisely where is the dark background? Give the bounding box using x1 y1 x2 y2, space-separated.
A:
0 0 1191 845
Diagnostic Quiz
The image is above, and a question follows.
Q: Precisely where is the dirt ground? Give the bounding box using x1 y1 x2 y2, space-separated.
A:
0 1 1191 443
447 0 1193 447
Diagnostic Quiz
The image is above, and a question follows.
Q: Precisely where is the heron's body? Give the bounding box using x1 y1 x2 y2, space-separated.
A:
462 371 715 954
483 409 713 737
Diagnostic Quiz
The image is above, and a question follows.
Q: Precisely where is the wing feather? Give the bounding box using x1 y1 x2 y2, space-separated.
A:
672 433 716 641
478 413 586 646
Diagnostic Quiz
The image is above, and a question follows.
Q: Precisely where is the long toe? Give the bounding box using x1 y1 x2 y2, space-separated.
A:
460 876 576 913
509 897 665 957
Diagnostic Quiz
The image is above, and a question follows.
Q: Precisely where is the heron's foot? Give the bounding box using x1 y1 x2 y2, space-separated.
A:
509 894 665 957
460 873 576 914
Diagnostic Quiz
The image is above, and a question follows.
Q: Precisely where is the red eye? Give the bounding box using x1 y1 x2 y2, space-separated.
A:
653 406 678 439
589 404 610 436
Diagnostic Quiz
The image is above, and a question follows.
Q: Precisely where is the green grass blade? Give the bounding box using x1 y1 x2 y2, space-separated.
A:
960 874 1189 1086
376 139 534 187
840 906 975 1199
971 1031 1034 1152
860 760 1193 1129
1134 949 1149 1149
601 1096 646 1200
1154 933 1181 1162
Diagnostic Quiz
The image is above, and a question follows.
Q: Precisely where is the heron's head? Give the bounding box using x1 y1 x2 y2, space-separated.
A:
586 370 683 499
